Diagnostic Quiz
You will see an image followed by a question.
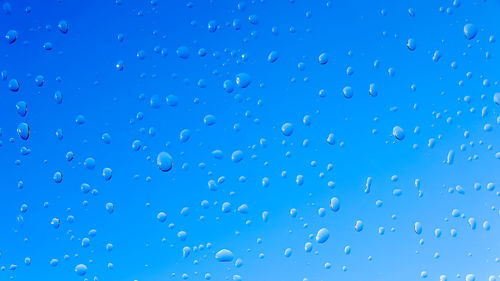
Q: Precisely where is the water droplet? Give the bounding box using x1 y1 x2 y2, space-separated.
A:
215 249 234 262
414 222 422 234
58 20 69 33
176 46 189 59
53 171 63 183
204 114 216 126
235 73 251 88
446 150 455 165
392 126 405 140
368 83 378 97
51 217 60 228
466 274 476 281
343 86 353 98
493 93 500 105
16 123 29 140
281 122 294 136
316 228 330 243
318 53 328 64
102 168 112 181
5 30 17 44
329 197 340 212
157 212 167 222
231 150 244 163
15 101 27 117
157 152 173 172
54 91 63 104
268 51 279 63
179 129 191 142
115 60 124 71
407 38 416 50
223 80 235 93
207 20 218 32
8 78 19 91
464 23 478 40
83 157 96 170
354 220 364 232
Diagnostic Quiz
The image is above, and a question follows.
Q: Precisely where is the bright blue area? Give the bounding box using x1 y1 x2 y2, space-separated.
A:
1 0 500 280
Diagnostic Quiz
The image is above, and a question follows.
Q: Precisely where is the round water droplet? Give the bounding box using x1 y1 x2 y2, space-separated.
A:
54 91 63 104
166 94 179 106
223 80 234 93
81 237 90 248
17 123 29 140
15 101 27 117
150 94 161 108
207 20 217 32
102 168 112 181
343 86 353 98
354 220 364 232
235 73 251 88
53 171 63 183
179 129 191 142
8 78 20 91
464 23 478 40
248 14 259 25
115 60 124 71
75 114 86 125
407 38 416 50
281 122 294 136
344 245 351 255
105 202 114 214
102 133 112 144
329 197 340 212
392 126 405 140
83 157 96 170
51 217 60 228
368 83 378 97
157 152 173 172
222 202 232 213
5 30 17 44
176 46 189 59
316 228 330 243
58 20 69 33
231 150 244 163
157 212 167 222
204 114 216 126
318 53 328 64
75 264 87 276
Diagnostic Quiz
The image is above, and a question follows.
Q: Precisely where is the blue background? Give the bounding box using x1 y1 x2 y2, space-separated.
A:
1 0 500 280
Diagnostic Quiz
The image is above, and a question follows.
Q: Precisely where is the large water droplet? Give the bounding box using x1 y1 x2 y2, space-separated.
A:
5 30 17 44
392 126 405 140
215 249 234 262
329 197 340 212
17 123 30 140
157 152 173 172
316 228 330 243
464 23 478 40
15 101 27 117
58 20 69 33
281 123 294 136
235 73 251 88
